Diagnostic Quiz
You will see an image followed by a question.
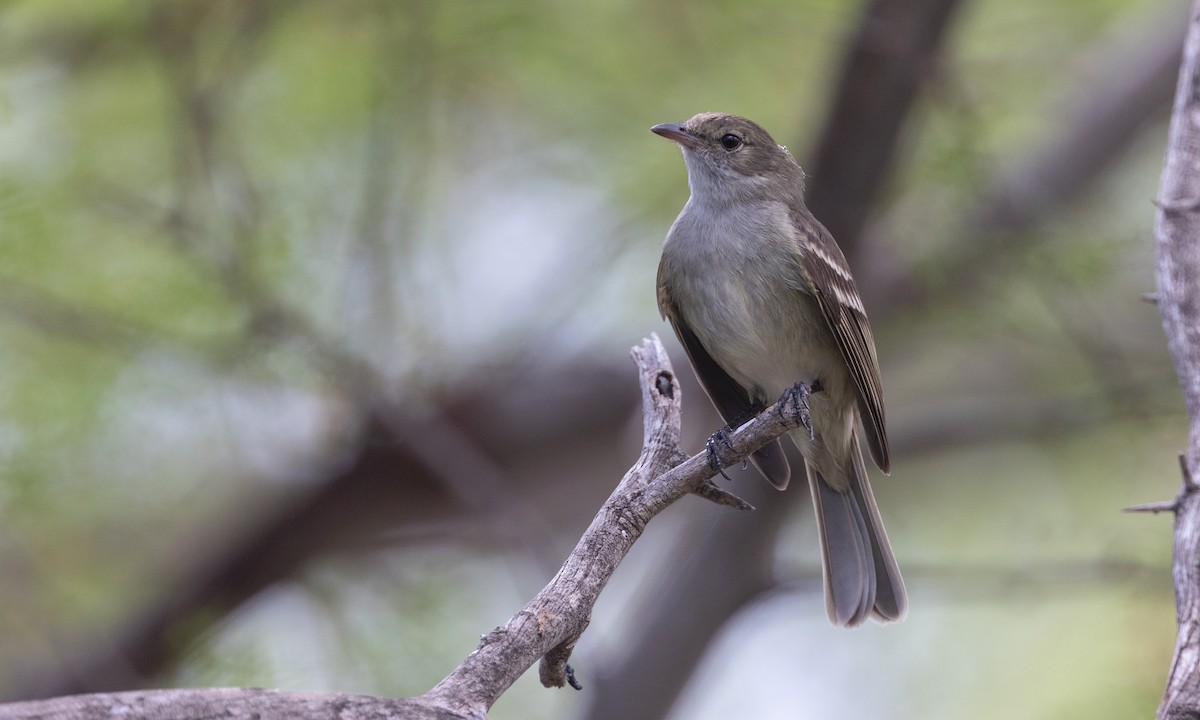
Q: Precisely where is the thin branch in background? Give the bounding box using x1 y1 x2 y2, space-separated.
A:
150 0 279 265
0 278 180 356
976 2 1186 236
4 415 463 701
805 0 964 253
375 405 564 575
1040 283 1148 411
861 0 1188 313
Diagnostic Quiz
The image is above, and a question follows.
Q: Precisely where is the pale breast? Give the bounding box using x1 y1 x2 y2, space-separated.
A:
661 200 852 406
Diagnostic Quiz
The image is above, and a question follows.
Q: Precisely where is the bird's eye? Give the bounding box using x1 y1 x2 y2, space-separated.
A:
719 133 743 151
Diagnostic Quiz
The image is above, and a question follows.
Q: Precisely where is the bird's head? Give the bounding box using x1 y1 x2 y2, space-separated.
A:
652 112 803 203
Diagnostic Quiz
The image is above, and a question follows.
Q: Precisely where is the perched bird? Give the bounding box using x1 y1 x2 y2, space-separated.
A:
652 112 906 626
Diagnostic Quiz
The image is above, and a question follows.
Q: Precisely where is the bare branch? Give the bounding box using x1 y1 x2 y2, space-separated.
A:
0 688 459 720
0 334 806 718
1151 3 1200 717
422 334 805 713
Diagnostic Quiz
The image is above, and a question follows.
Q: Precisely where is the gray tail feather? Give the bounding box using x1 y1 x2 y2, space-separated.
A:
849 434 907 621
807 434 907 627
750 438 791 490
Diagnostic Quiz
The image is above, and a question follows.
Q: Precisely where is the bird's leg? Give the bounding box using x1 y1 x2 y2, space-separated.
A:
778 379 822 440
705 428 737 482
706 400 766 476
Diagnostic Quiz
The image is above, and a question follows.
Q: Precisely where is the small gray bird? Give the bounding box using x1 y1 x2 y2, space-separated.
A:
652 112 906 627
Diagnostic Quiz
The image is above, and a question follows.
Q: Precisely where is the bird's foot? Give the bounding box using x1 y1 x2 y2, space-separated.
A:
706 427 737 482
778 380 822 440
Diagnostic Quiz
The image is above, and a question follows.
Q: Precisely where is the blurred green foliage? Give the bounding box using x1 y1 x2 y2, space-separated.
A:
0 0 1187 717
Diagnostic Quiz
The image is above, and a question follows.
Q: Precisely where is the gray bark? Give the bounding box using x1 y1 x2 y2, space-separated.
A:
0 689 463 720
1153 3 1200 718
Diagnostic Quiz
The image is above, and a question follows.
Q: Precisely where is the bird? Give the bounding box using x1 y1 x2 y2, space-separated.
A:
652 112 906 626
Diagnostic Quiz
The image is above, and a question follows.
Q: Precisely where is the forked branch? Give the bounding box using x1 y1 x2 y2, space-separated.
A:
0 334 805 720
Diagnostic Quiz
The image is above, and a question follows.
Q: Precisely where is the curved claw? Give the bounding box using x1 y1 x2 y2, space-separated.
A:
778 380 821 440
705 428 736 482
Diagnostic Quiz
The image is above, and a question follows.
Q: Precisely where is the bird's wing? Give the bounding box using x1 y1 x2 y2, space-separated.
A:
795 219 890 473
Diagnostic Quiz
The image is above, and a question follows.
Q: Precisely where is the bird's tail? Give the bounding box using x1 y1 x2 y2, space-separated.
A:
806 433 906 627
750 438 791 490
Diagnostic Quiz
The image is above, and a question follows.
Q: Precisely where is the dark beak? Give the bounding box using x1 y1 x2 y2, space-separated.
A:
651 123 703 149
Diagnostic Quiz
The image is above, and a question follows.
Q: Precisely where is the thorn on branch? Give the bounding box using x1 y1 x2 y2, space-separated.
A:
1142 292 1159 305
1153 195 1200 214
1123 499 1179 514
1124 455 1199 514
1181 453 1197 492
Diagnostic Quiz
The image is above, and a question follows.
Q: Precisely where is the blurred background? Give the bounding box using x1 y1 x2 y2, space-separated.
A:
0 0 1189 717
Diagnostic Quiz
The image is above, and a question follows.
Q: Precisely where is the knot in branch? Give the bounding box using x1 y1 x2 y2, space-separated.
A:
655 371 676 398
